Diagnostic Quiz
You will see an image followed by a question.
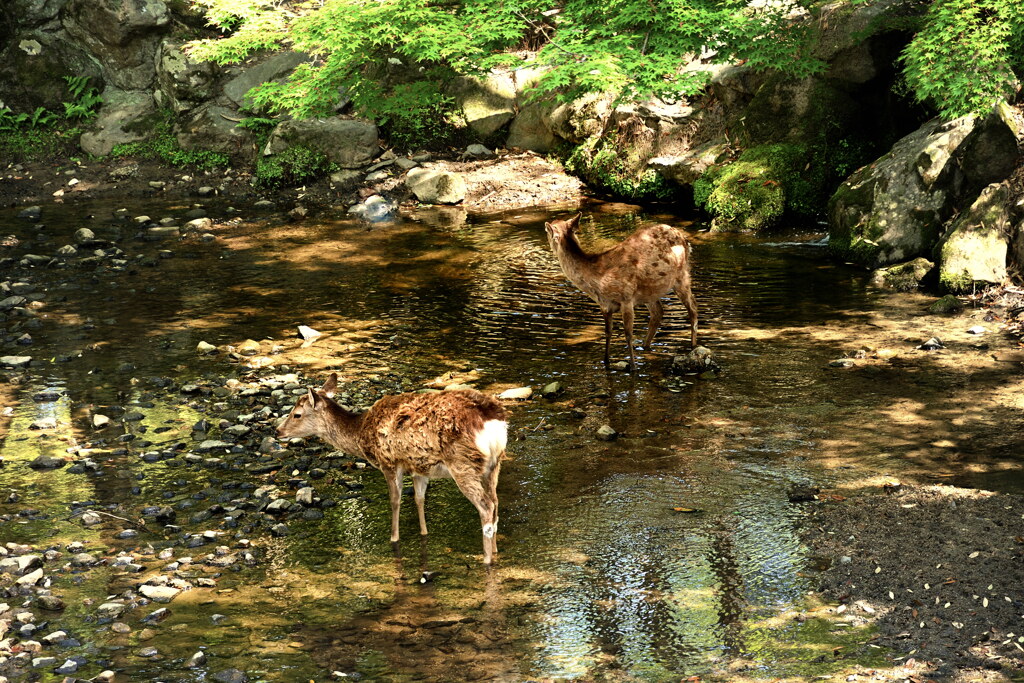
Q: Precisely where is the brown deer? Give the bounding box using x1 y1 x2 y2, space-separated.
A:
545 213 698 369
277 374 508 564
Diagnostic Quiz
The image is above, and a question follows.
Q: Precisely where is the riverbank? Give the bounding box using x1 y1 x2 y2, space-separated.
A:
0 149 586 218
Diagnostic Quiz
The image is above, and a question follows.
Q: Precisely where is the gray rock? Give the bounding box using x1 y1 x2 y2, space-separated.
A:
0 554 42 575
938 182 1011 291
224 51 309 111
464 143 495 159
54 659 79 674
73 228 95 245
139 584 180 602
406 168 466 205
28 454 64 468
541 381 562 397
596 425 618 441
263 117 379 168
16 568 44 586
79 90 157 156
176 104 253 155
154 39 219 113
97 602 127 619
871 257 934 291
186 651 207 667
498 386 532 400
2 355 32 369
296 487 314 505
197 340 217 354
18 205 42 221
0 295 27 311
347 195 395 222
213 669 249 683
507 102 557 153
447 72 515 137
928 295 964 314
297 325 321 340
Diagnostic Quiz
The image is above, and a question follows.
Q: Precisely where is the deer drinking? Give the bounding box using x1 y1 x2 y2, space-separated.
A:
277 373 508 564
545 213 698 369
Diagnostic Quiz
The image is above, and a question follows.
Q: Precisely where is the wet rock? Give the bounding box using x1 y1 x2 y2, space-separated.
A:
28 454 64 468
928 294 964 314
96 602 127 619
92 414 111 429
213 668 249 683
670 346 720 374
18 206 42 221
73 228 96 246
54 659 79 674
197 341 217 354
0 554 42 575
137 646 159 658
35 595 65 611
236 339 262 356
541 381 563 398
596 425 618 441
196 440 232 452
31 656 58 668
406 168 466 205
498 386 532 400
270 523 289 537
348 194 395 222
788 485 820 503
296 487 315 505
967 325 987 334
0 295 27 311
1 355 32 368
139 585 180 603
186 650 207 667
16 568 44 586
81 511 102 526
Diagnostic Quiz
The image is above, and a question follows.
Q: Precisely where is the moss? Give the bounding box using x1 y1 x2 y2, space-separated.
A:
939 268 976 293
563 125 679 202
111 109 230 171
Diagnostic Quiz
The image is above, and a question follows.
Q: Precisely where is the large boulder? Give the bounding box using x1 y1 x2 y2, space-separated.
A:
405 168 466 204
548 92 615 144
937 183 1011 292
62 0 169 90
263 117 379 168
507 102 557 153
448 71 516 138
79 88 155 156
222 50 310 112
176 104 254 156
0 30 102 112
154 39 218 113
649 139 732 186
828 111 1019 268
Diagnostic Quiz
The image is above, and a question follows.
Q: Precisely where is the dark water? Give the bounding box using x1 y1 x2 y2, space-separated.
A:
1 199 1002 681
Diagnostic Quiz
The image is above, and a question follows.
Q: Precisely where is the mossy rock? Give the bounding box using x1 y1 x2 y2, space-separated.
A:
871 257 934 291
928 294 964 314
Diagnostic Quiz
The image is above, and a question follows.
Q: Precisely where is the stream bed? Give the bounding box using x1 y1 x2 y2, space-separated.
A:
1 199 1022 682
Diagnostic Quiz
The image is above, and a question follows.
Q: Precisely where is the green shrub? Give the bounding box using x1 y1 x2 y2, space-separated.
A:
255 145 336 187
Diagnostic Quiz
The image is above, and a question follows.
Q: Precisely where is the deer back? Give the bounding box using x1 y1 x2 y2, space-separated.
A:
359 390 507 475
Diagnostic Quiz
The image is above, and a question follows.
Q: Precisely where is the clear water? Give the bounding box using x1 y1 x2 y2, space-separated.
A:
0 199 1008 681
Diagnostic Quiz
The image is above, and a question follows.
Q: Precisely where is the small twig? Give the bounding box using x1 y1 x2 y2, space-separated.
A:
532 417 547 432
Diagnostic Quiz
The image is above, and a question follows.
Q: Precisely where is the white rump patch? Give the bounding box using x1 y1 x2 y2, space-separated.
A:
474 419 507 461
671 244 687 259
482 522 497 538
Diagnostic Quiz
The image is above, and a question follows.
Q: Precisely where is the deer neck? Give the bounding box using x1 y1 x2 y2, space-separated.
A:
552 233 601 293
320 402 366 456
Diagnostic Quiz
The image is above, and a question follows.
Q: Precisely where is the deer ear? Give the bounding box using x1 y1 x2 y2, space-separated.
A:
321 373 337 398
568 213 582 230
307 388 322 409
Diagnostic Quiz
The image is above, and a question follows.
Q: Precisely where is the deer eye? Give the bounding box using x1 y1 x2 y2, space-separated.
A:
292 412 302 419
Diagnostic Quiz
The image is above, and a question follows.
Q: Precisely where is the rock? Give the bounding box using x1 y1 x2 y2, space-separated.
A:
447 72 516 137
73 228 96 245
197 341 217 354
92 414 111 429
183 217 213 233
498 386 532 400
464 143 495 159
79 90 157 156
196 440 232 452
406 168 466 204
236 339 262 356
18 205 42 221
928 295 964 314
596 425 618 441
96 602 127 619
1 354 32 368
670 346 720 374
917 337 945 350
347 195 396 222
224 50 309 112
297 325 321 340
154 39 219 113
28 454 64 468
31 656 58 669
139 584 180 603
829 358 856 368
541 381 562 398
81 511 102 525
63 0 169 90
177 104 254 155
263 117 379 168
296 487 315 505
54 659 78 675
871 257 934 291
186 651 207 667
0 554 42 575
507 102 558 153
16 568 44 586
787 485 820 503
213 669 249 683
967 325 987 335
829 110 1019 267
938 182 1011 291
0 296 27 311
36 595 65 611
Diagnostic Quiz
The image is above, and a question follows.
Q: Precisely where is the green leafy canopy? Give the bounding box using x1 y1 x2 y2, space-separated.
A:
186 0 826 121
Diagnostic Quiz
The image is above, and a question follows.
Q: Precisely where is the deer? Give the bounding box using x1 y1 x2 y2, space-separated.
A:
277 373 508 564
544 213 698 369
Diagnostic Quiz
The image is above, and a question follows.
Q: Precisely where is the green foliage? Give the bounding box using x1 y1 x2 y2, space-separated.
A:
111 110 230 171
900 0 1024 118
360 81 462 151
62 76 103 122
0 126 83 162
186 0 827 125
254 145 336 187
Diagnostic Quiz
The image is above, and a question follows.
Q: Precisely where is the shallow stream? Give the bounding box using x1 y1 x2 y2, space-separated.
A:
1 199 1019 681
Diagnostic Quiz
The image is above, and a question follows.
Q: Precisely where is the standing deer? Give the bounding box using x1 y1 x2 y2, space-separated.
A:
277 374 508 564
545 213 698 369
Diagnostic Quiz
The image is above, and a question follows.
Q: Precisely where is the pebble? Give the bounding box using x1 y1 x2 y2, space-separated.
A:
498 386 532 400
596 425 618 441
187 650 207 667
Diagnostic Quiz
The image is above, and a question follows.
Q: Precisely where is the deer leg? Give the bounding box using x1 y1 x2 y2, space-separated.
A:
412 474 429 536
384 466 404 543
644 300 664 351
450 469 497 565
601 309 614 368
484 461 502 560
622 302 636 370
675 286 698 348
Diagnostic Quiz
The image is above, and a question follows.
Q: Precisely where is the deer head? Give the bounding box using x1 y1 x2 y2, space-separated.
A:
544 213 582 252
277 373 338 440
